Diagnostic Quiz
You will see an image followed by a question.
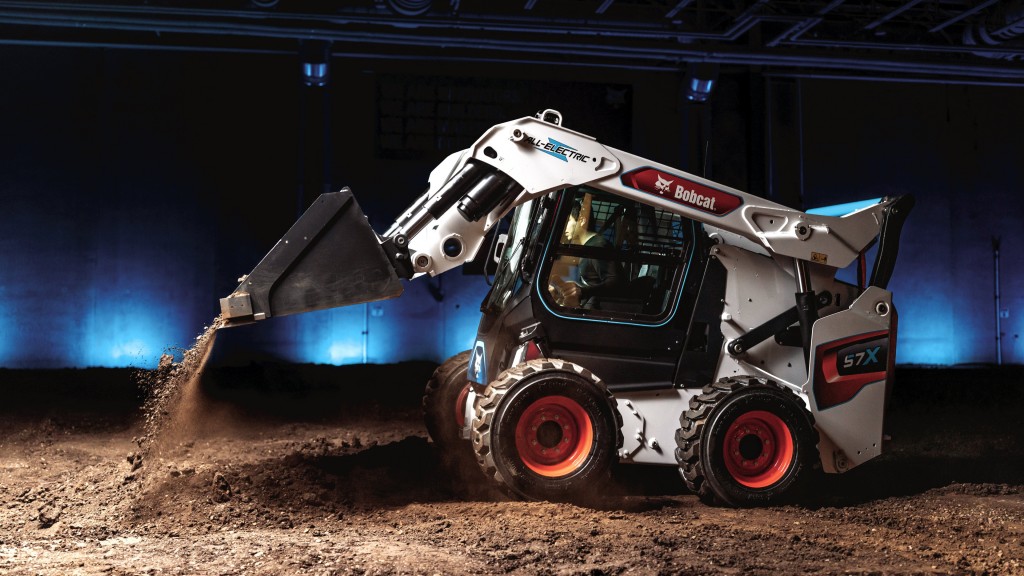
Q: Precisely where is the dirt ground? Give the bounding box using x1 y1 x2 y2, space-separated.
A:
2 362 1024 576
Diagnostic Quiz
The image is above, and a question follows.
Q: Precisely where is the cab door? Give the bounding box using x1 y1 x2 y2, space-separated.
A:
533 187 703 390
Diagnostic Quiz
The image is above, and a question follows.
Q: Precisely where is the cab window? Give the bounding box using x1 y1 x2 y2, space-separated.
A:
542 187 694 322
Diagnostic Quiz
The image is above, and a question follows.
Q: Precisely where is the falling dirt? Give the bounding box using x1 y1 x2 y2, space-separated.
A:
138 315 225 455
2 365 1024 575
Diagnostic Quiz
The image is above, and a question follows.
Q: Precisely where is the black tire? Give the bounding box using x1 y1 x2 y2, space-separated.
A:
423 351 478 480
675 377 818 507
472 358 622 503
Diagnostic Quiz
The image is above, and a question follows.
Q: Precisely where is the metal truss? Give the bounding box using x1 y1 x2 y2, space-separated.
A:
0 1 1022 84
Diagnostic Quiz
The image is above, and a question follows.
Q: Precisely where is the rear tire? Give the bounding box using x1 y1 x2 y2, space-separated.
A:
675 377 818 507
472 358 622 503
423 351 478 484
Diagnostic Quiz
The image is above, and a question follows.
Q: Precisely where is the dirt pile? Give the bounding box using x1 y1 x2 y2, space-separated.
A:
125 334 468 532
3 367 1024 574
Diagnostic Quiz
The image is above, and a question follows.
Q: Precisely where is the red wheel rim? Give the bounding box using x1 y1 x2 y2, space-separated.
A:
454 384 470 428
514 395 594 478
722 410 794 488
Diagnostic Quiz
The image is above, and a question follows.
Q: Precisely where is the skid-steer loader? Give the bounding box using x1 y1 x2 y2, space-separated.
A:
220 110 913 506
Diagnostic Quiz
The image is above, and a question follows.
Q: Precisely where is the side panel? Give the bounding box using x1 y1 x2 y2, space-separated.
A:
615 388 696 466
712 245 809 390
470 281 537 385
805 287 895 472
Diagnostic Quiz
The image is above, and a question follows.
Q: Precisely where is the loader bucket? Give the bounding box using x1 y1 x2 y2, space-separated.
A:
219 189 404 327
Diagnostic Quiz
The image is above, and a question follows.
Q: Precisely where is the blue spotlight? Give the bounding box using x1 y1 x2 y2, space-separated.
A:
302 63 329 87
684 63 719 103
83 295 188 368
893 295 957 365
300 41 331 87
686 78 715 102
294 307 362 365
0 300 10 364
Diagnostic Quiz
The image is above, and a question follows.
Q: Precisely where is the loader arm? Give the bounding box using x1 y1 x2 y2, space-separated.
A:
220 110 900 328
402 111 894 278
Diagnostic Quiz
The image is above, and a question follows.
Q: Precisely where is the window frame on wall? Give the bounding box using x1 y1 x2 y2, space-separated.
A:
375 74 633 160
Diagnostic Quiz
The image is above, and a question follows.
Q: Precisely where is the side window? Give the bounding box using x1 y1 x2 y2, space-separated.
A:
543 187 693 321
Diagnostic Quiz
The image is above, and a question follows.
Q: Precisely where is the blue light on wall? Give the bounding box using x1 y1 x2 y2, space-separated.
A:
302 63 329 87
686 78 715 102
893 293 958 366
288 277 492 365
439 275 492 360
0 296 10 364
327 341 364 364
206 275 493 367
83 294 191 368
296 304 368 366
233 276 491 366
0 284 197 369
684 62 718 103
798 80 1024 365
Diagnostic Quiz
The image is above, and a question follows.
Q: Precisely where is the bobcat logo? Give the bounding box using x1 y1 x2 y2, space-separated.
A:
655 174 673 194
469 340 487 384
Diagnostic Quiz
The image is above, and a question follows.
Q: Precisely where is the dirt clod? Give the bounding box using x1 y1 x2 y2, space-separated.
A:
36 502 62 528
127 452 142 471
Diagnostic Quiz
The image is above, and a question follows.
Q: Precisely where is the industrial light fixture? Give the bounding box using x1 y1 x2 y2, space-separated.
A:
303 62 328 87
684 62 719 103
300 40 331 87
384 0 434 16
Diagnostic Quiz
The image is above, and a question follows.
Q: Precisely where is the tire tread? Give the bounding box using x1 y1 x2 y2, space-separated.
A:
675 376 818 506
471 358 623 500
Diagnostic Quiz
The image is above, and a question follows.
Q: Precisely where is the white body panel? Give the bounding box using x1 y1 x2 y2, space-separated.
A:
712 244 809 391
615 389 696 466
804 287 894 472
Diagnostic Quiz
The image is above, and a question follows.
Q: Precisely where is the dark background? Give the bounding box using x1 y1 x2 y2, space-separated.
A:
0 1 1022 368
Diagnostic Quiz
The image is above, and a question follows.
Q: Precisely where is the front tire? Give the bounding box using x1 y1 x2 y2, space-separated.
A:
472 358 622 502
675 377 818 507
423 351 477 478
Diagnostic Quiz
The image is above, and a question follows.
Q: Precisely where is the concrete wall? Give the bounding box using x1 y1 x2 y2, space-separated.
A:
0 46 1020 368
800 80 1024 365
0 47 641 368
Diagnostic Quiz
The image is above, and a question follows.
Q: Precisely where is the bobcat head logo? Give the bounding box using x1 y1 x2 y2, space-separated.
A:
655 174 673 193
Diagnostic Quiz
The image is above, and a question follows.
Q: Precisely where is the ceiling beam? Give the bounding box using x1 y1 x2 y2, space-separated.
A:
865 0 927 31
0 1 1021 83
929 0 1000 33
665 0 694 19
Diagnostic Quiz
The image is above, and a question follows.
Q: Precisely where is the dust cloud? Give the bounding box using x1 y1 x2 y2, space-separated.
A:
130 315 225 475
